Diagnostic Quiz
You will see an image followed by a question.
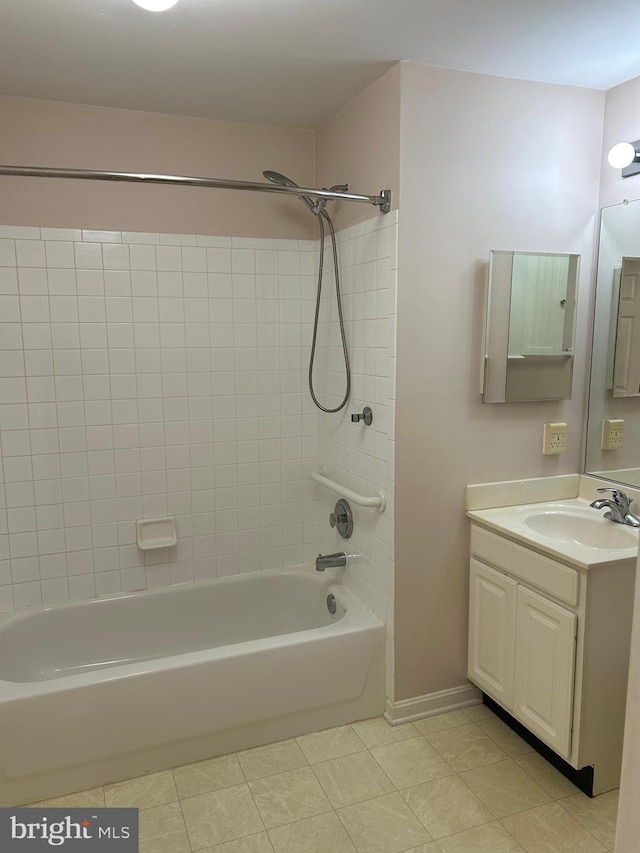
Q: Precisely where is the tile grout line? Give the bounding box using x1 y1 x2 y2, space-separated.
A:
244 770 271 844
451 715 575 802
495 800 608 852
332 799 366 853
392 713 607 845
27 711 618 852
496 818 527 853
554 794 618 850
308 756 396 812
170 778 194 853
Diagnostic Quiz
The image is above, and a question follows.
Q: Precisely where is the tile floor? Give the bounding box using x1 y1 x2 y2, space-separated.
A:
29 705 619 853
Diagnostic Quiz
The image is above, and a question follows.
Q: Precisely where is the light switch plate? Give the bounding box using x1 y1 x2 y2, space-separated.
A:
543 422 567 455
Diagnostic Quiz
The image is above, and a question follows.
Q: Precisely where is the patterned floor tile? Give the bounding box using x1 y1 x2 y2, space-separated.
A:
312 750 395 808
460 759 551 818
248 767 332 828
400 774 493 839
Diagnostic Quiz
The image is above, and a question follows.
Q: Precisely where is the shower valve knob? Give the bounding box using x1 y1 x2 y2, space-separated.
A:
351 407 373 426
329 499 353 539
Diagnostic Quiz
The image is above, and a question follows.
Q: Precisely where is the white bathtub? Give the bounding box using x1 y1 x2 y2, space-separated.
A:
0 569 385 806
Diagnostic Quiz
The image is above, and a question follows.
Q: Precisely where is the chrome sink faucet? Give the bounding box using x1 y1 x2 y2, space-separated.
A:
590 488 640 528
316 552 347 572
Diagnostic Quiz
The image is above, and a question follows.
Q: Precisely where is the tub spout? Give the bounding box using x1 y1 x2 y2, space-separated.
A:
316 552 347 571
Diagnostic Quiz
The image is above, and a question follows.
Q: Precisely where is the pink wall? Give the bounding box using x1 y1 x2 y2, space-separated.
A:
601 73 640 853
315 64 401 231
0 95 315 238
394 62 605 701
0 66 613 710
617 549 640 853
599 76 640 209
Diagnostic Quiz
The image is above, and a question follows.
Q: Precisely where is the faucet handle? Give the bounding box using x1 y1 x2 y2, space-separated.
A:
597 487 631 508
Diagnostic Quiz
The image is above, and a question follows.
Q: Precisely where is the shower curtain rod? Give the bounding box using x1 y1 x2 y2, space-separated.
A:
0 165 391 213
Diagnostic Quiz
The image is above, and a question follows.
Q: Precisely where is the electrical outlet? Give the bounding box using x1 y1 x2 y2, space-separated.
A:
543 422 567 455
602 418 624 450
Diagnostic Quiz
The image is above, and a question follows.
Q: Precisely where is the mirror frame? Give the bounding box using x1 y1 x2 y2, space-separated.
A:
482 250 580 403
585 198 640 487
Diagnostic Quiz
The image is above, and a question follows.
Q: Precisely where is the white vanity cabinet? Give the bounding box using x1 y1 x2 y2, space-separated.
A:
468 560 517 710
468 521 636 795
514 584 576 757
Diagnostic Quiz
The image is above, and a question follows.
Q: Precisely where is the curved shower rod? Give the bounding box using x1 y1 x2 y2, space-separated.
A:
0 165 391 213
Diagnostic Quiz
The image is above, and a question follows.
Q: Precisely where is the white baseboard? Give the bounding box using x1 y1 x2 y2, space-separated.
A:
384 683 482 725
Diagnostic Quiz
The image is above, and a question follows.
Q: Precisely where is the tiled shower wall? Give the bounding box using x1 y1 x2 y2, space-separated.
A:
314 212 398 701
0 225 319 609
0 212 398 698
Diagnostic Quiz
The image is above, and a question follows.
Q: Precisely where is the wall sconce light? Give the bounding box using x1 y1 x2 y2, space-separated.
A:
131 0 181 10
608 140 640 177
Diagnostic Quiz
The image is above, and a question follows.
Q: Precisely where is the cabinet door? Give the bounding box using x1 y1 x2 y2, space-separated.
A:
468 559 517 710
514 585 576 759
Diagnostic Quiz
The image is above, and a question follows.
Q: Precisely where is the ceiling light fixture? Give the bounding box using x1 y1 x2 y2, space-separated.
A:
131 0 181 11
608 140 640 177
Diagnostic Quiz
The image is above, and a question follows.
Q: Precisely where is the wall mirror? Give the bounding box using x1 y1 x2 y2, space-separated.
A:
586 198 640 486
610 256 640 398
482 250 580 403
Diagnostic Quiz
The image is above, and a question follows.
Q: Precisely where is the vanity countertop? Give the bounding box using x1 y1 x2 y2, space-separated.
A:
468 497 639 570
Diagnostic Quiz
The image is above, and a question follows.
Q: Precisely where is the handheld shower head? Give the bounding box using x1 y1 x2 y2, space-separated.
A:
262 170 319 214
262 170 297 189
263 171 351 412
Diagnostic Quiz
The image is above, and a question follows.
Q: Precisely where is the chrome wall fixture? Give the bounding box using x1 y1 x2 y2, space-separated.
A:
262 169 353 412
0 165 391 212
607 140 640 178
329 499 353 539
351 407 373 426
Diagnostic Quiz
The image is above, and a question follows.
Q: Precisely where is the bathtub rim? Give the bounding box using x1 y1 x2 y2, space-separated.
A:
0 563 329 622
0 566 382 695
0 564 386 806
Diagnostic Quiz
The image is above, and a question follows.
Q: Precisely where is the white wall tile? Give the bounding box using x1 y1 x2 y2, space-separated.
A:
102 243 130 270
16 240 46 268
13 581 42 608
313 216 398 698
45 241 75 268
122 232 159 245
83 230 122 244
74 242 103 269
0 226 41 240
0 216 396 697
40 228 82 242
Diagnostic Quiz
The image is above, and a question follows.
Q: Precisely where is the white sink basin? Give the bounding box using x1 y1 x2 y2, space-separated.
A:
519 508 638 550
467 498 639 568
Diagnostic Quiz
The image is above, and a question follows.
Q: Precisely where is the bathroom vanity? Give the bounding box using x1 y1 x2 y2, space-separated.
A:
466 483 638 796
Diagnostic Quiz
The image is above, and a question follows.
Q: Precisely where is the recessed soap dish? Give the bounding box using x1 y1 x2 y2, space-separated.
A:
136 517 177 550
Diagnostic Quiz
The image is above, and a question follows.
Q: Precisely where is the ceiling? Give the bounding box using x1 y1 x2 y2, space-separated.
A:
2 0 640 129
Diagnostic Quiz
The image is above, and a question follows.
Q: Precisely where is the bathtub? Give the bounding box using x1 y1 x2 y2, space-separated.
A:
0 568 385 806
